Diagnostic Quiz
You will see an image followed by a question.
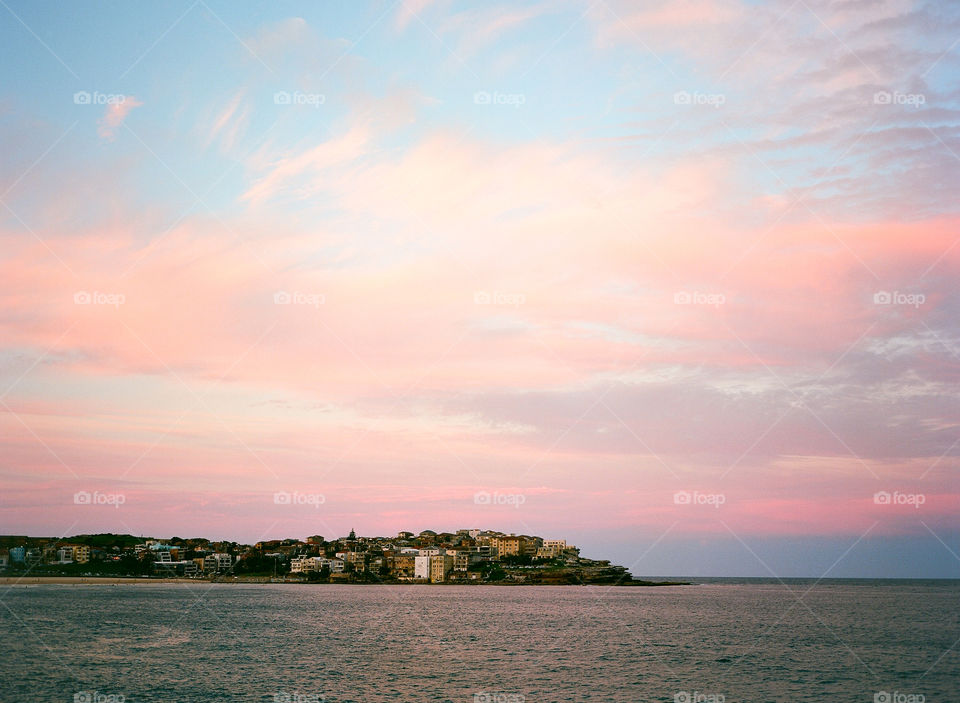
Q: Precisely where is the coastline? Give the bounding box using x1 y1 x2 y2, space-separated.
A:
0 576 691 586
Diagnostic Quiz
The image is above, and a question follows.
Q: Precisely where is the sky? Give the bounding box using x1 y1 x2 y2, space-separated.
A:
0 0 958 577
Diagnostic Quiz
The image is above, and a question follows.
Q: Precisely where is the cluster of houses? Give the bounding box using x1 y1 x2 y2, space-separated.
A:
0 539 235 576
286 529 573 583
0 528 577 583
1 543 91 568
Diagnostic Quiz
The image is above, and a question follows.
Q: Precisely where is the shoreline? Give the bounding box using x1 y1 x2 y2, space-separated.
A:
0 576 691 586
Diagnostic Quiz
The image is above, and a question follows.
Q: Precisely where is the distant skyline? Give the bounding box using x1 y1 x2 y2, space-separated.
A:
1 1 958 577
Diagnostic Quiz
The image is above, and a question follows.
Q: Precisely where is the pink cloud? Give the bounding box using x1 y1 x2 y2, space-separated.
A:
97 96 143 140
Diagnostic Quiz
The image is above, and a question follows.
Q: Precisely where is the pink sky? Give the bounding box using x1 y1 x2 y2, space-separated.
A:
1 0 958 574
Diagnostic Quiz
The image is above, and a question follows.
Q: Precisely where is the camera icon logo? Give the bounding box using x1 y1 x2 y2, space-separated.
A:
473 91 491 105
474 290 491 304
873 291 892 305
74 491 92 505
74 291 92 304
874 491 891 505
274 91 292 105
873 91 892 105
74 692 94 703
673 91 692 105
73 91 92 105
474 491 491 505
274 291 292 304
274 491 292 505
674 491 692 505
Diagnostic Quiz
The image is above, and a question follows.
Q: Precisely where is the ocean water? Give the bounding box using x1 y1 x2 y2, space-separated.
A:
0 579 957 702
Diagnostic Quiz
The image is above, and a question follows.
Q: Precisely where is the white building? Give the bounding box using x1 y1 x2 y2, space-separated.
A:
414 555 432 579
203 553 232 573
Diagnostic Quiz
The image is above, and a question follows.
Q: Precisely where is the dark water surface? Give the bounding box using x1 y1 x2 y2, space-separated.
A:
1 579 957 702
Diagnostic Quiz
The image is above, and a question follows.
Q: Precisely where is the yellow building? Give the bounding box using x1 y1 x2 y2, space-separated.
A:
429 554 454 583
72 545 90 563
490 535 521 559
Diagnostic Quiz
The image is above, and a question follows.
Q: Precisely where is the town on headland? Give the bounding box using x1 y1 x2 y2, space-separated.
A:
0 529 689 586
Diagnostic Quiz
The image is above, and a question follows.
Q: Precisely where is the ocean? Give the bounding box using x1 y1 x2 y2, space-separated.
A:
0 579 957 702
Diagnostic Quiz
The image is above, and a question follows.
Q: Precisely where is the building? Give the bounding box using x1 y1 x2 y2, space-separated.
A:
537 540 567 559
290 556 319 574
203 553 232 573
9 547 24 563
71 545 90 563
429 554 454 583
56 547 73 564
388 554 416 577
489 535 521 559
414 555 432 580
154 560 197 576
